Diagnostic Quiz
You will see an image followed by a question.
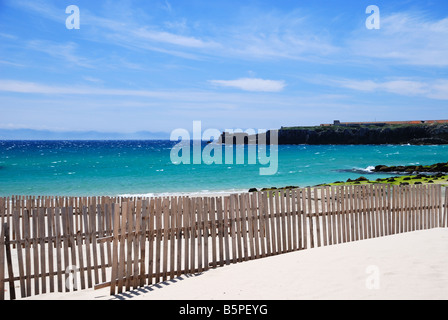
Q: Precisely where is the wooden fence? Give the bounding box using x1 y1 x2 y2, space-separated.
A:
0 184 447 300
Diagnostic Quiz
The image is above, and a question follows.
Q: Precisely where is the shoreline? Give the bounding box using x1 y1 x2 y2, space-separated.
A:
1 173 447 199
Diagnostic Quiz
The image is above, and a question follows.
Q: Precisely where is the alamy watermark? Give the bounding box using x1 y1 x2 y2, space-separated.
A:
65 265 80 290
366 5 380 30
170 121 278 175
365 265 380 290
66 5 80 30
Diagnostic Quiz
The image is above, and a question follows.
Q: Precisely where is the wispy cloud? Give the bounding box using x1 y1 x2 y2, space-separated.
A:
219 9 339 61
162 0 172 13
132 27 217 49
348 12 448 66
8 0 448 67
331 78 448 100
0 60 25 67
209 78 286 92
27 40 94 68
83 76 103 84
6 0 63 22
7 0 338 63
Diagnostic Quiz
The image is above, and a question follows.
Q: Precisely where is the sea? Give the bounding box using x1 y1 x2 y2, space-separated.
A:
0 140 447 197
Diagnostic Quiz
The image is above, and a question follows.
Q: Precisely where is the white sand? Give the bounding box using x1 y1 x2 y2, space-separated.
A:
20 228 448 300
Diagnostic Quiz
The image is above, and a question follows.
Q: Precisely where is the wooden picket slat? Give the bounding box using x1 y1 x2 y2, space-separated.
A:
244 193 254 260
269 191 278 253
277 190 285 252
52 207 62 293
140 200 149 286
117 202 128 294
290 189 298 251
97 204 107 283
314 188 321 247
90 204 100 286
11 210 24 298
76 226 86 290
302 189 308 249
162 199 169 281
258 192 267 257
0 221 5 301
322 187 328 247
67 207 78 291
124 201 133 291
230 195 243 263
46 207 55 293
196 197 203 273
444 187 448 228
202 197 209 271
182 197 190 272
175 198 183 277
210 197 218 268
189 198 196 273
216 197 225 266
133 200 142 288
251 192 260 259
223 196 232 265
438 185 443 228
285 190 292 252
36 207 47 294
260 192 272 256
82 206 93 288
345 185 351 243
105 201 113 269
110 203 120 295
329 187 336 246
233 195 243 262
32 209 39 295
280 189 288 252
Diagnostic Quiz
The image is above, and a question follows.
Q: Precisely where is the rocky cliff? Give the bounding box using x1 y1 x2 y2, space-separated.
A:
220 123 448 145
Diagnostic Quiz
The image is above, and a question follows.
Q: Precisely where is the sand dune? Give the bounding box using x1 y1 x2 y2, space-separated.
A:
22 228 448 300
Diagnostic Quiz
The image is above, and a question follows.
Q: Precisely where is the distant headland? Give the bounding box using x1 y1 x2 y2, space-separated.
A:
219 120 448 145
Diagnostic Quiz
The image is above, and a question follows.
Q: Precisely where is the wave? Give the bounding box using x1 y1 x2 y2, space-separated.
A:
118 188 249 198
336 166 376 174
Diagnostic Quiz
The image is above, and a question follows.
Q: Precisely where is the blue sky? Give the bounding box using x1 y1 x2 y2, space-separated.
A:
0 0 448 134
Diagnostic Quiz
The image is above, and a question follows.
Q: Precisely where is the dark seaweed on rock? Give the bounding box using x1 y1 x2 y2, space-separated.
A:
374 162 448 173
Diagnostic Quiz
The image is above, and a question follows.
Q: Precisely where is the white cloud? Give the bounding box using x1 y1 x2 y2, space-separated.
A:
0 79 349 131
209 78 286 92
83 76 103 83
332 78 448 100
0 78 289 99
132 28 217 49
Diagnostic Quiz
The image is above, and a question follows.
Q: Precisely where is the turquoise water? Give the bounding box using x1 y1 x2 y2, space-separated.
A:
0 140 447 196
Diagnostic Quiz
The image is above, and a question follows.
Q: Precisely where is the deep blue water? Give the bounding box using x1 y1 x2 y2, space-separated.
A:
0 140 447 196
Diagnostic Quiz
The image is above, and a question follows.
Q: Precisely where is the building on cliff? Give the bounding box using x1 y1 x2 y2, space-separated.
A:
320 120 448 127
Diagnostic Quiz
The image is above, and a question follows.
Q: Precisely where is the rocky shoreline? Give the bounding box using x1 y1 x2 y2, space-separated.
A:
372 162 448 174
247 162 448 192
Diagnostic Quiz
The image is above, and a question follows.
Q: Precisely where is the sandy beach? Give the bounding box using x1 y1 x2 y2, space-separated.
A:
21 228 448 300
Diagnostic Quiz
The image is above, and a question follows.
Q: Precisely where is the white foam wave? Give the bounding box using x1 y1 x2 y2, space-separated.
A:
118 188 249 198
